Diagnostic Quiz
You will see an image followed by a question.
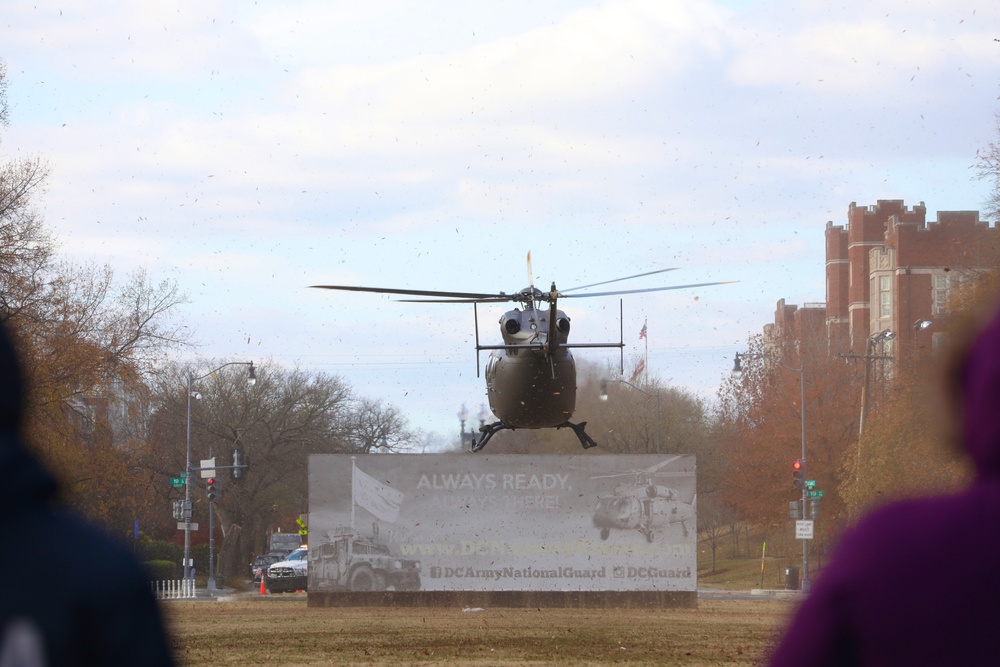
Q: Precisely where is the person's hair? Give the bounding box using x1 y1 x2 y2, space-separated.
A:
938 283 1000 451
0 321 24 429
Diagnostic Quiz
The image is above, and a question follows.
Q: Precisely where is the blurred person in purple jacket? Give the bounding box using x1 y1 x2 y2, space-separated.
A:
769 294 1000 666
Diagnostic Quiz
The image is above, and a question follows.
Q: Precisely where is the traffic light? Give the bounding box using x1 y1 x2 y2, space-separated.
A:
206 477 217 501
232 449 244 480
809 498 821 519
793 460 805 490
788 500 803 519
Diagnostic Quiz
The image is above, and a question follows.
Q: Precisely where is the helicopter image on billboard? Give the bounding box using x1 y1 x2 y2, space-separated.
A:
591 457 695 542
312 255 730 452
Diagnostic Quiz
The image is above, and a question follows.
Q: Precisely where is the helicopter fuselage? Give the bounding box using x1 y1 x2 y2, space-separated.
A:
311 263 731 451
484 303 576 429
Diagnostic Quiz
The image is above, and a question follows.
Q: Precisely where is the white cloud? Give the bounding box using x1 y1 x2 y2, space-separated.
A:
3 0 998 436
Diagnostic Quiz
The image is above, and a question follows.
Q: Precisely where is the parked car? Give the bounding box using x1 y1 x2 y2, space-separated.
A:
265 546 308 593
250 554 280 582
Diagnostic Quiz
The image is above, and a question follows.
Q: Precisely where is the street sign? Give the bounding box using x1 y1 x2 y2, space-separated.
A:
169 477 185 489
179 522 199 531
795 519 814 540
805 479 816 489
298 529 308 537
200 458 216 478
171 499 193 520
807 489 825 498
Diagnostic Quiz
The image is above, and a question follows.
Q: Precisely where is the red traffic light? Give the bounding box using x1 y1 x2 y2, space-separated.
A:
793 460 804 489
792 460 802 471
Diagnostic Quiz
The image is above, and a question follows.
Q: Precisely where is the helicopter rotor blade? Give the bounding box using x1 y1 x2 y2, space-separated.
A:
592 457 685 480
527 251 533 291
643 456 682 473
559 280 738 299
561 268 680 294
310 285 504 300
396 296 512 303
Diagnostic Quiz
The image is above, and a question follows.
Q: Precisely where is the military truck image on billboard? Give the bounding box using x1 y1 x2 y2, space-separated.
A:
310 533 421 592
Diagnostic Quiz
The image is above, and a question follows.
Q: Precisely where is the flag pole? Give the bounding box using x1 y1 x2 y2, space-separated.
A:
350 456 356 533
643 318 648 383
644 319 648 383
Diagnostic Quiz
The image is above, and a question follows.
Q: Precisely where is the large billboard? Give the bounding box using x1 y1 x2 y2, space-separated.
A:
307 454 696 593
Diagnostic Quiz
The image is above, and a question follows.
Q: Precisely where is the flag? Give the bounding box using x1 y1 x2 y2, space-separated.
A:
639 322 647 340
629 358 646 383
353 464 404 522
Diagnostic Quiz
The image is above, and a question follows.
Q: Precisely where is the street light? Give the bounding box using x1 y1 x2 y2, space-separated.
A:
183 361 256 586
732 351 811 593
458 403 490 450
599 379 662 454
860 329 895 438
913 319 932 356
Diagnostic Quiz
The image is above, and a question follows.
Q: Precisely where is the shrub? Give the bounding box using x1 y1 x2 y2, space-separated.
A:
144 559 181 581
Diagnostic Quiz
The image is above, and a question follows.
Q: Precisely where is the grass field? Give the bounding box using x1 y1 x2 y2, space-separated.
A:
163 539 803 666
163 596 795 666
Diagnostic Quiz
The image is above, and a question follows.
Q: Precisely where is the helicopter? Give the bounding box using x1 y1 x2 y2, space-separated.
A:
311 255 731 452
591 457 695 542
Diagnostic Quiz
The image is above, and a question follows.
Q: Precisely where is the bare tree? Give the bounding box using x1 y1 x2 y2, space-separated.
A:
148 362 359 579
974 112 1000 221
0 62 188 531
347 397 416 453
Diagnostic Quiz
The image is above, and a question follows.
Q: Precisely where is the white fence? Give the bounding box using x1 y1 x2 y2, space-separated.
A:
152 579 196 599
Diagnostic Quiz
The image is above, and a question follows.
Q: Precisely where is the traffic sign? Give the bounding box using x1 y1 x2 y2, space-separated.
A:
795 519 814 540
178 522 199 531
200 458 216 478
169 477 185 489
807 489 825 498
806 479 816 489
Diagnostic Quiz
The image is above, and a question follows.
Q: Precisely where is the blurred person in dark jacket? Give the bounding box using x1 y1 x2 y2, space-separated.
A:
769 294 1000 666
0 322 175 666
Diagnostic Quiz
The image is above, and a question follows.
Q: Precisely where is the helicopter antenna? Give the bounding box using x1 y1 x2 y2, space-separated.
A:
474 302 481 377
526 251 535 311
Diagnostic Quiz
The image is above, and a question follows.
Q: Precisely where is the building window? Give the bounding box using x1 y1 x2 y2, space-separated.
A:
932 274 950 315
879 275 891 318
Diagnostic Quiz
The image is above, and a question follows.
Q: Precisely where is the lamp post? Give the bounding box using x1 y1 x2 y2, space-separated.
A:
913 318 932 357
732 351 811 593
458 403 490 449
457 404 468 448
599 379 662 454
183 361 256 585
859 329 895 438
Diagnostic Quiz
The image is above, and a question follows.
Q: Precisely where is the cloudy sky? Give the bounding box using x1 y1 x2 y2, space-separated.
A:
2 0 997 446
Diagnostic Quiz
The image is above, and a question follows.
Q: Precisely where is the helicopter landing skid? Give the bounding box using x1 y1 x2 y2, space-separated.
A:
469 421 510 453
469 420 599 452
556 421 599 449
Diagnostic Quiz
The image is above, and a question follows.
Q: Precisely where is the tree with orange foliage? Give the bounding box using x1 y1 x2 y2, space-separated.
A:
0 63 187 535
717 335 862 543
840 364 970 517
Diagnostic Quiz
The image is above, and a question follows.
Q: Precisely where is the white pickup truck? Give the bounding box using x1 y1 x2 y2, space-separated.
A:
265 546 308 593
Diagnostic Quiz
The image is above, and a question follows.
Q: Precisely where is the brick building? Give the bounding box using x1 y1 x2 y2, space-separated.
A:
767 200 999 361
762 299 826 360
